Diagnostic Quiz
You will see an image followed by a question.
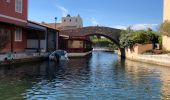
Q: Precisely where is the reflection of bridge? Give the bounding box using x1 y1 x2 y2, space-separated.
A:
60 26 122 46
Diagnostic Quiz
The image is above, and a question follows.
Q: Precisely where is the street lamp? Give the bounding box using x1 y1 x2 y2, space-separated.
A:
55 17 57 29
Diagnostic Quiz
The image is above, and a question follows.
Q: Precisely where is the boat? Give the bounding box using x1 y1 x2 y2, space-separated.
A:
49 50 69 62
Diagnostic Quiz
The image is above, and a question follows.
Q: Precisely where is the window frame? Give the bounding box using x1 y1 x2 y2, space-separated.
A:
15 28 22 42
15 0 23 13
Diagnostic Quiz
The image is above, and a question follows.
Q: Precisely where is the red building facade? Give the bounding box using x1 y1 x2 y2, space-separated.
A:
0 0 28 26
0 0 28 53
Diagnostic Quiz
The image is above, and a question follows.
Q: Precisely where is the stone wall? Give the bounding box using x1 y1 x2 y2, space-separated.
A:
118 43 170 67
125 44 153 59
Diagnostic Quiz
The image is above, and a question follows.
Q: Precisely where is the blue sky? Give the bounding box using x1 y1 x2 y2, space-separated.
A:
28 0 163 30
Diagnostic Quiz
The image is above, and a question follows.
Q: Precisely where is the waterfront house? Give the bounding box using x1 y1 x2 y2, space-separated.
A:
27 21 59 53
0 0 28 53
59 35 93 57
0 0 59 63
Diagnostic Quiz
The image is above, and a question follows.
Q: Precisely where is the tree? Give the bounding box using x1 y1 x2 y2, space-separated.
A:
119 28 160 48
160 20 170 36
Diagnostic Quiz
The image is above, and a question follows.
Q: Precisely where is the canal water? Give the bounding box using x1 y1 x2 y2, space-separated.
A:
0 51 170 100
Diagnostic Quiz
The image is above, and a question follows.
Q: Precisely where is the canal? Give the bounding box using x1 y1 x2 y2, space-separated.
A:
0 51 170 100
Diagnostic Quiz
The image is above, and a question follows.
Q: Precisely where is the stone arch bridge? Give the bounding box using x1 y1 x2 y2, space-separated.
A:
60 26 122 46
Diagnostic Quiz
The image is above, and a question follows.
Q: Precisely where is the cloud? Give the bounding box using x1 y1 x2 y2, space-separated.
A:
111 25 127 30
112 24 158 30
131 24 158 30
57 6 68 16
90 18 100 26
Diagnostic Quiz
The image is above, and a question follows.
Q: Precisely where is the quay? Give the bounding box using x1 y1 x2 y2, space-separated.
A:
0 52 48 65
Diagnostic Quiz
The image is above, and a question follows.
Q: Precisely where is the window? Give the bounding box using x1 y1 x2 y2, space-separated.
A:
15 28 22 41
70 19 71 22
15 0 22 13
6 0 11 3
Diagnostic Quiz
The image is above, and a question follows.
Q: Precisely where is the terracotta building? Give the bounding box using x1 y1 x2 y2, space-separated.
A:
0 0 28 53
0 0 59 54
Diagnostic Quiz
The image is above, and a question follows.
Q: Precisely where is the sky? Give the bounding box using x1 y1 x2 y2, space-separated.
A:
28 0 163 30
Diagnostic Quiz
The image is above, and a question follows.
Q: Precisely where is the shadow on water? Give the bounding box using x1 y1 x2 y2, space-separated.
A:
0 51 170 100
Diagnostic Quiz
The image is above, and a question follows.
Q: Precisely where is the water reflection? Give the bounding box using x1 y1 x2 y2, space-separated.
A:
125 60 170 100
0 51 170 100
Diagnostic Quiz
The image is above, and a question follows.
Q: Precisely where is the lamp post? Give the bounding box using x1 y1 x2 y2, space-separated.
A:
55 17 57 29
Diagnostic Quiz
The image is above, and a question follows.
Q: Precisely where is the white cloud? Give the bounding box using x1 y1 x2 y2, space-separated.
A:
90 18 100 26
132 24 158 30
111 25 127 30
112 24 158 31
57 6 68 17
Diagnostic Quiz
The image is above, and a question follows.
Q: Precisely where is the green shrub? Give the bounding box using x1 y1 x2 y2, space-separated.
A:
160 20 170 36
119 28 160 48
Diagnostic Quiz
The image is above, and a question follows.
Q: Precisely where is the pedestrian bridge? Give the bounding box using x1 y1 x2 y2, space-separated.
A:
60 26 122 46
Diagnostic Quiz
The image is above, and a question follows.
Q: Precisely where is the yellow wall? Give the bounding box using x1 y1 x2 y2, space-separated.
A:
125 44 153 59
163 35 170 51
68 40 83 48
164 0 170 21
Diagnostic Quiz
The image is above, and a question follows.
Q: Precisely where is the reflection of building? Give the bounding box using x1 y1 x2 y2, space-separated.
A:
162 0 170 51
125 60 170 99
48 14 83 30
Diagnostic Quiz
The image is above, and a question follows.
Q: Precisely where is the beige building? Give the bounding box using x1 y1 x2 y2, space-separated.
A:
47 14 83 30
163 0 170 21
61 14 83 30
163 0 170 51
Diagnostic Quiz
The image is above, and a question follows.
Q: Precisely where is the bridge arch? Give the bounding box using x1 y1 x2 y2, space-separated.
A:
85 33 120 46
60 26 122 47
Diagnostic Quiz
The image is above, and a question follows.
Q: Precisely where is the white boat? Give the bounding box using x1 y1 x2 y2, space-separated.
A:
49 50 69 61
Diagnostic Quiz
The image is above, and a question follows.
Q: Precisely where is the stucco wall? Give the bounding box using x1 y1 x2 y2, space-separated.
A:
125 44 153 59
0 0 28 26
164 0 170 21
61 15 83 29
68 40 83 48
163 35 170 51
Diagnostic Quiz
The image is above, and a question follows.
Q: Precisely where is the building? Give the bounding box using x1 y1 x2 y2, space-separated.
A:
27 21 59 53
61 14 83 30
48 14 83 30
0 0 28 53
162 0 170 51
163 0 170 21
0 0 59 63
59 36 92 57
